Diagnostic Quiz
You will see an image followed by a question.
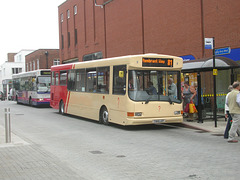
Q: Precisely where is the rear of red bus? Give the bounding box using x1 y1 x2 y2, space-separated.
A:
50 64 73 111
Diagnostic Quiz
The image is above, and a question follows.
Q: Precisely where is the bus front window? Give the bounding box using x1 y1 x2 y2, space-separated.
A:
37 76 51 92
128 70 181 103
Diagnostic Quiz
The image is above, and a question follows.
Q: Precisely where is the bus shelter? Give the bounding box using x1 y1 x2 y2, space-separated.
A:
182 57 240 123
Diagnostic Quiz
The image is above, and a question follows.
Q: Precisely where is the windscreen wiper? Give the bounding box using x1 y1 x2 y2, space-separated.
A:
168 96 173 104
145 95 152 104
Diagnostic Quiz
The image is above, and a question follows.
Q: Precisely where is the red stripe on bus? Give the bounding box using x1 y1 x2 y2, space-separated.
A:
65 91 71 113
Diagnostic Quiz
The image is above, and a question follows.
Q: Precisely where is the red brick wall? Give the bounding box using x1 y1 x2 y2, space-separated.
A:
25 49 59 71
58 0 240 63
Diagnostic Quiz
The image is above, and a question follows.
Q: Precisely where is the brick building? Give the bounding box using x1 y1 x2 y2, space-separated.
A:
25 49 59 72
58 0 240 118
58 0 240 63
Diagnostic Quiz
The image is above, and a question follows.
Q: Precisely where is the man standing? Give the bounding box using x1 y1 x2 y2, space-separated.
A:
168 78 177 98
227 81 240 143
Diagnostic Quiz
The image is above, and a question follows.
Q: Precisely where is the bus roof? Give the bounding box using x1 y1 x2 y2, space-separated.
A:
51 53 183 70
12 69 50 79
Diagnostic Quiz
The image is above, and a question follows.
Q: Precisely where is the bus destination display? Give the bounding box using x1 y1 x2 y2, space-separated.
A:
142 58 173 67
41 71 51 75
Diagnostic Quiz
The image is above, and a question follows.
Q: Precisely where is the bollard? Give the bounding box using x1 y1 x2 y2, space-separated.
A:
4 108 11 143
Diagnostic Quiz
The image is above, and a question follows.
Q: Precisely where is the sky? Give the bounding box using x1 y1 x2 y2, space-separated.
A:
0 0 66 64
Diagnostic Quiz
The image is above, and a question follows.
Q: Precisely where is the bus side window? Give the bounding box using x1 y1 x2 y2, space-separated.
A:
86 68 97 92
60 71 67 86
97 66 109 93
76 69 86 92
113 65 126 95
51 72 55 86
67 70 76 91
56 73 59 86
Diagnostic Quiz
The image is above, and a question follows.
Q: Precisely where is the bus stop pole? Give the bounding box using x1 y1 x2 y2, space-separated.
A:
212 37 217 127
197 72 203 123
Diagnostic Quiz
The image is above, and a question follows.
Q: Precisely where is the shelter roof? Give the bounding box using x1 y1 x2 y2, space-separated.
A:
182 56 240 73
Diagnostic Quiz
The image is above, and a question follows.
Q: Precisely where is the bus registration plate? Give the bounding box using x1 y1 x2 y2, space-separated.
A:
153 119 165 124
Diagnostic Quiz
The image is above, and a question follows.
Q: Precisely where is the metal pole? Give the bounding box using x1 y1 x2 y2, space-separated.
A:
8 108 11 142
5 108 9 143
4 108 11 143
213 37 217 127
197 72 203 123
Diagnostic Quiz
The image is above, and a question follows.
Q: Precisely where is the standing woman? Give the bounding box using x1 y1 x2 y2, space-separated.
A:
182 81 197 118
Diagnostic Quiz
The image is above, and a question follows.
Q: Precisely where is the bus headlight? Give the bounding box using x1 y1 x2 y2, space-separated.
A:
135 112 142 116
127 112 142 117
174 111 181 115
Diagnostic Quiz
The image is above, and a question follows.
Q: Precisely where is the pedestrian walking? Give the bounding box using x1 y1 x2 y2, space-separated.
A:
226 81 240 143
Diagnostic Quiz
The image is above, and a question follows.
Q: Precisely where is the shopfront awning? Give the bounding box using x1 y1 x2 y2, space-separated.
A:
182 56 240 73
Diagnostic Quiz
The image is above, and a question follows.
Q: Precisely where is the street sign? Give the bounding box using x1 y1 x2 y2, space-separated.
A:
215 47 231 56
205 38 214 49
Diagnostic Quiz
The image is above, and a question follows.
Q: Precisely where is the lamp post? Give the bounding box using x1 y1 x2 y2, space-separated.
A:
45 51 49 69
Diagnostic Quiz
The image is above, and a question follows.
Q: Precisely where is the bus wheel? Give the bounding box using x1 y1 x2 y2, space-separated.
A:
100 107 109 125
59 101 65 115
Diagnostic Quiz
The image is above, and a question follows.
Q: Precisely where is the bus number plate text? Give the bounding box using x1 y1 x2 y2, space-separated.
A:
153 119 165 124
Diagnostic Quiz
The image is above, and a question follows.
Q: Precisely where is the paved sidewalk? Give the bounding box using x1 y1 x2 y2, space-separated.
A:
182 117 227 135
0 118 228 179
0 126 85 180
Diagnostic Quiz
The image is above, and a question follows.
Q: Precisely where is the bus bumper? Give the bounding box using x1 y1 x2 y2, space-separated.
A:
124 116 183 125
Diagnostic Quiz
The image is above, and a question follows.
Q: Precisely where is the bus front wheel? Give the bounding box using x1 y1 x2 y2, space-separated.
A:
59 101 65 115
100 106 109 125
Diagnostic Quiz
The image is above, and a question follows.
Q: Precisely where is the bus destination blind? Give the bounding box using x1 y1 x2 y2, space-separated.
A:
142 58 173 67
41 71 51 75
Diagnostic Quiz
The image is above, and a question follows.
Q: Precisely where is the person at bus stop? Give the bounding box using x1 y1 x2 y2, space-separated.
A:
182 81 196 119
168 78 177 98
224 85 233 139
226 81 240 143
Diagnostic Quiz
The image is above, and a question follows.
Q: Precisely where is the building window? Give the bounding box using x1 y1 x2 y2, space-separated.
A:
61 13 64 22
53 59 60 66
12 68 22 75
68 32 70 47
83 52 103 61
67 9 70 19
75 29 78 45
33 61 35 70
61 35 64 49
30 62 32 71
74 5 77 15
37 59 39 69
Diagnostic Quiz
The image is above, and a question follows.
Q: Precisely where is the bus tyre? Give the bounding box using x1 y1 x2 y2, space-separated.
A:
59 101 65 115
100 107 109 125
